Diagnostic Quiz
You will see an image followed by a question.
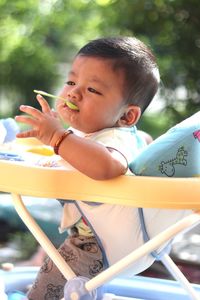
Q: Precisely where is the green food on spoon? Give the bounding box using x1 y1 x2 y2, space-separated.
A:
33 90 79 111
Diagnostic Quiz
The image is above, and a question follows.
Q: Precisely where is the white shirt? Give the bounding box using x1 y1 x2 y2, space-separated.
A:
60 126 189 276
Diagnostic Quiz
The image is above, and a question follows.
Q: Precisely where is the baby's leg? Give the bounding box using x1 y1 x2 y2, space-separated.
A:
27 235 104 299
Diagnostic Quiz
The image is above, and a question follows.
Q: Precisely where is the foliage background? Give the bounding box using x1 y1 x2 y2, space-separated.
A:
0 0 199 137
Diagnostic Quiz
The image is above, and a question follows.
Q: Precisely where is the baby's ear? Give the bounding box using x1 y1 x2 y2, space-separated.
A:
118 105 141 126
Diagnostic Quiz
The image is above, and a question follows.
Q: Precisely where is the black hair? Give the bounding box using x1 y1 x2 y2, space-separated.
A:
77 37 160 114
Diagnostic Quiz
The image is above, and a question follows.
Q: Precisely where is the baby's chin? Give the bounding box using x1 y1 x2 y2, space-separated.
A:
57 110 97 133
59 113 78 130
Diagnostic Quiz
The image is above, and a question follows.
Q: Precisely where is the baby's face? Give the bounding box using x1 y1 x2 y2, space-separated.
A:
56 55 127 133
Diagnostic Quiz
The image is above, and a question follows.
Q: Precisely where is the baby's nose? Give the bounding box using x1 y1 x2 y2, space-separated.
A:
68 86 82 100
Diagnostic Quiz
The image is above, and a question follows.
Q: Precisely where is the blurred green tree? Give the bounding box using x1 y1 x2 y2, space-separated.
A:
0 0 103 116
95 0 200 125
0 0 56 116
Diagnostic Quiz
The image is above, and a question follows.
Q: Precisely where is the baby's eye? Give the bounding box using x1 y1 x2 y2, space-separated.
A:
88 87 101 95
65 81 75 86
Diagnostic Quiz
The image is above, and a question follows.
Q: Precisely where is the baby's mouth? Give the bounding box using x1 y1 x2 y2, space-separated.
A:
64 101 79 111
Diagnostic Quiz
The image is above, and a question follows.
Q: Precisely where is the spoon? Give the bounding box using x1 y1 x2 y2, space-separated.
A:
33 90 79 111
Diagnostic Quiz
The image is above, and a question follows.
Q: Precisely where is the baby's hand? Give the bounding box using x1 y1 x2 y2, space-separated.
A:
15 95 64 146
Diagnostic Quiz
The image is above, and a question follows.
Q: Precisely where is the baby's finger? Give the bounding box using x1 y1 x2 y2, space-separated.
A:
36 94 52 114
19 105 43 119
15 115 38 128
16 129 38 139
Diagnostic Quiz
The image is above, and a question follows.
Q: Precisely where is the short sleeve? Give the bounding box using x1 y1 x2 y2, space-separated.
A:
88 127 147 165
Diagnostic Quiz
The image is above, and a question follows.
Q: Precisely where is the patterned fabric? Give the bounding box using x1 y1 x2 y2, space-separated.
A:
130 111 200 177
27 236 104 299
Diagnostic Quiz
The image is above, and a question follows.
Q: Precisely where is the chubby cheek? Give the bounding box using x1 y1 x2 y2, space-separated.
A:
59 85 68 96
